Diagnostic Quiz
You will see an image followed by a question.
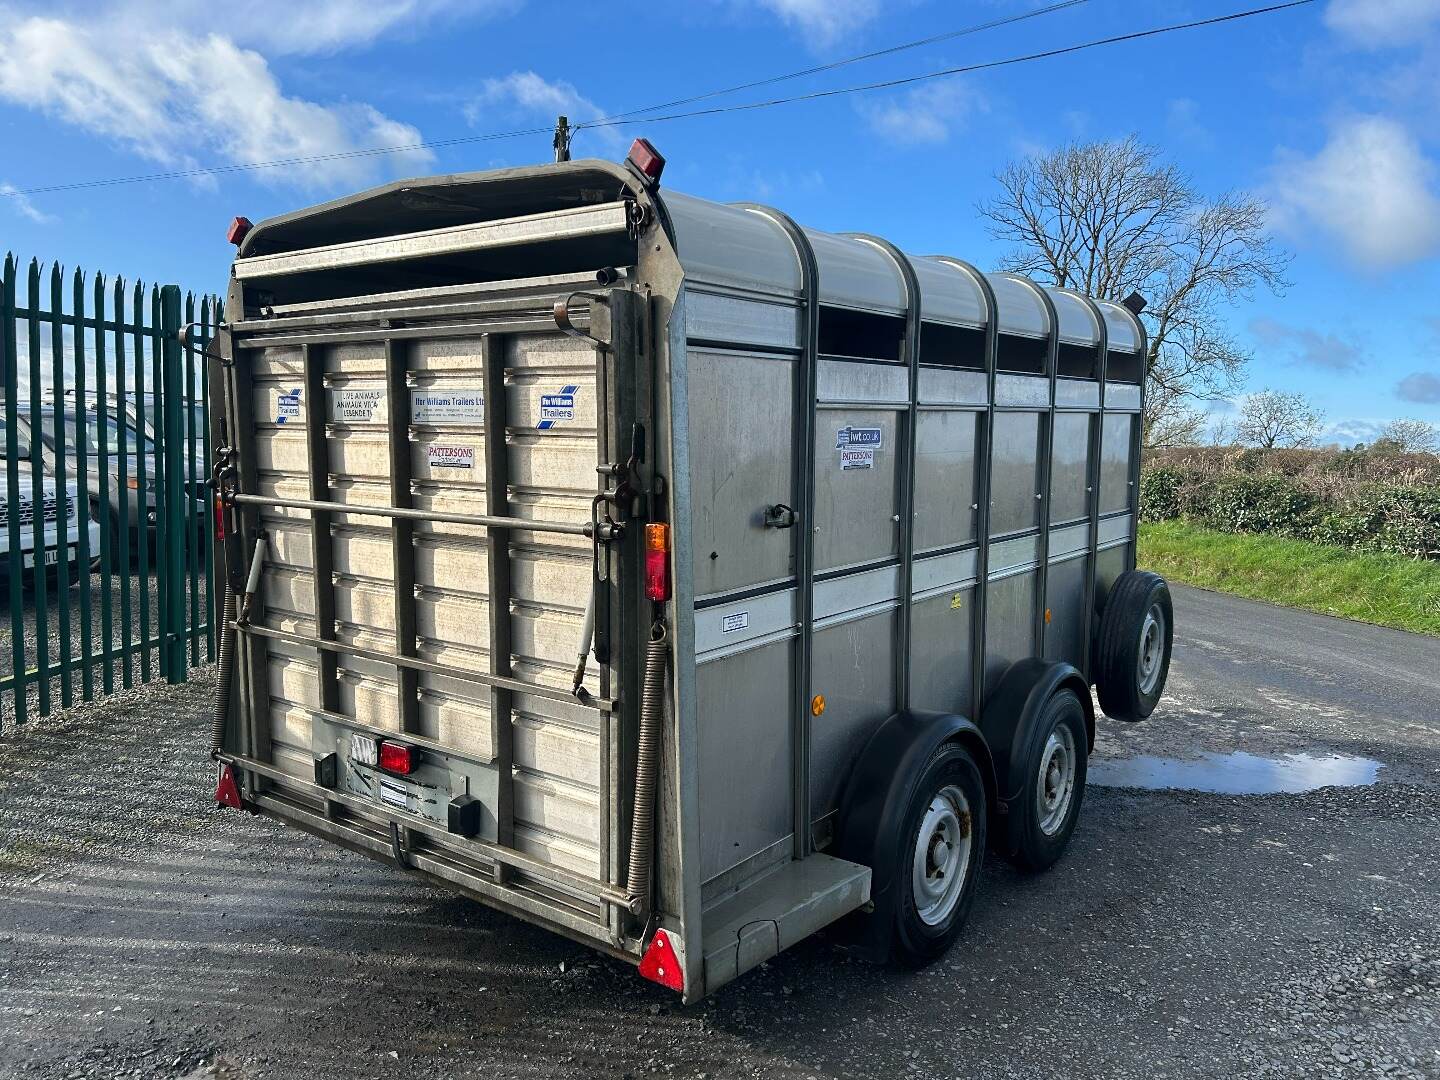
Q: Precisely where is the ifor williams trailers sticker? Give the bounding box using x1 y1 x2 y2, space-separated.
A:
538 384 580 428
275 389 301 424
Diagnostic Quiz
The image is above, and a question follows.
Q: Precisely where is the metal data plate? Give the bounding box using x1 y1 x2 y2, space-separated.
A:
310 713 500 839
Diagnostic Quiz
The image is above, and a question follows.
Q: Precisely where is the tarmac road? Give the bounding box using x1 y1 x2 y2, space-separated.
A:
0 584 1437 1079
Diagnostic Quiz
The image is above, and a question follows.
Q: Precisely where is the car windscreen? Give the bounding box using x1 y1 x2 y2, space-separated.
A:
38 408 156 456
0 420 33 459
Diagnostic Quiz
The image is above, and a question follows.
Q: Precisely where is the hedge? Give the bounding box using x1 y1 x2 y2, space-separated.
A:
1139 460 1440 561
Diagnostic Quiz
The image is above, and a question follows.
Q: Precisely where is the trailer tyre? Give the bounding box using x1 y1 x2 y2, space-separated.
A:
1009 689 1087 872
1095 570 1173 722
893 742 987 967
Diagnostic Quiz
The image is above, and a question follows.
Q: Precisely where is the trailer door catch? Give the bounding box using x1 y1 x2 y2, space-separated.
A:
764 503 798 530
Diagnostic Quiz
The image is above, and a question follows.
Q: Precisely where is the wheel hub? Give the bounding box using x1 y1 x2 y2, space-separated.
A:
1035 726 1077 837
911 785 973 927
1137 603 1166 696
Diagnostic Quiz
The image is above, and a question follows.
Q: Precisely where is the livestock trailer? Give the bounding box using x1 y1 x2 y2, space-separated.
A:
206 141 1173 1002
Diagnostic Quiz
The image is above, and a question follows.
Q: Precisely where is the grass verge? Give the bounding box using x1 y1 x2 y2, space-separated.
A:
1138 520 1440 637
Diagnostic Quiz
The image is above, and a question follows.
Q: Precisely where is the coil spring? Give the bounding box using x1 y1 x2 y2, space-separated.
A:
626 622 668 907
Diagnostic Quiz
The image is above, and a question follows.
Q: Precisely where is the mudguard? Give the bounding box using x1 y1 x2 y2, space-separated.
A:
980 658 1095 852
833 709 996 961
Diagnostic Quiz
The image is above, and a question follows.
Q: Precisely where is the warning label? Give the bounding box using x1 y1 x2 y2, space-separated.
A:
721 611 750 634
411 389 485 425
331 387 385 424
835 425 883 451
276 389 301 424
426 444 475 470
839 447 875 471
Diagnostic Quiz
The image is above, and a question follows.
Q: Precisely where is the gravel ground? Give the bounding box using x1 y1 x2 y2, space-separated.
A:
0 584 1437 1080
1 566 214 729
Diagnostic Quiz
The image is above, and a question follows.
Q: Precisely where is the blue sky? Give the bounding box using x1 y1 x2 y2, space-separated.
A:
1 0 1437 442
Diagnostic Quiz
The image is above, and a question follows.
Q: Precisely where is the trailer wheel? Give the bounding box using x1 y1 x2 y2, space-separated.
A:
1008 688 1087 871
893 742 987 966
1095 570 1173 722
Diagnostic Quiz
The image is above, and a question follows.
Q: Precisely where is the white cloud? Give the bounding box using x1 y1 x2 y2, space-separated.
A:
468 72 625 153
1270 115 1440 269
1324 0 1440 48
1320 417 1387 446
1166 98 1214 150
1397 371 1440 403
0 15 432 190
753 0 881 45
0 183 54 224
858 80 985 146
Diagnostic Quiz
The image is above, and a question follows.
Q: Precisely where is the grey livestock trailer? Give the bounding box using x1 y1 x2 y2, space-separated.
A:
206 141 1173 1002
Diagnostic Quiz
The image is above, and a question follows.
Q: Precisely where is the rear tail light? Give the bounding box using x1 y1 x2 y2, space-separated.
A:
378 740 417 776
644 523 670 602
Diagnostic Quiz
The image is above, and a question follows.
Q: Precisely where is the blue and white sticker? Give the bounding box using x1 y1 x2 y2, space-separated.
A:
835 425 883 450
411 388 484 425
276 388 301 424
538 385 580 429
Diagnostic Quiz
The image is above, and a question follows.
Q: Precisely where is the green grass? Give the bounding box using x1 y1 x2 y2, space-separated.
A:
1138 520 1440 637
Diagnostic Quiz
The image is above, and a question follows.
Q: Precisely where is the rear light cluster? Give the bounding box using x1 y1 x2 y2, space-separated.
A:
644 523 671 602
378 740 417 776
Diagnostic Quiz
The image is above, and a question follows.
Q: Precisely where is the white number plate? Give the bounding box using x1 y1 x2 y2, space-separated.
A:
349 732 378 766
21 548 62 569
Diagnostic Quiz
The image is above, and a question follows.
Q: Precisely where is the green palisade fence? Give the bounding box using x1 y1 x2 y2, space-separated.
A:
1 253 221 728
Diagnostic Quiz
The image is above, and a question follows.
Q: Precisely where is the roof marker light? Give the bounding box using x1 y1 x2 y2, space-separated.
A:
227 216 253 246
626 139 665 184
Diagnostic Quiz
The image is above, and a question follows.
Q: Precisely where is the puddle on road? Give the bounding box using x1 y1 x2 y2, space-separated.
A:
1088 751 1382 794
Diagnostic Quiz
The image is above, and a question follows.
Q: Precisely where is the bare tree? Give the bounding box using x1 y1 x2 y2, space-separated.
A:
1373 417 1439 455
1237 389 1324 449
978 137 1290 446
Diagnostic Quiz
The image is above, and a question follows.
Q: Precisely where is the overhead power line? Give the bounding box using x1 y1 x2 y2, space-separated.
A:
2 0 1315 200
574 0 1317 134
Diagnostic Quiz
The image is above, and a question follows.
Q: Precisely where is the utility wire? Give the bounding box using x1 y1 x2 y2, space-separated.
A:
575 0 1316 134
583 0 1093 125
2 0 1314 200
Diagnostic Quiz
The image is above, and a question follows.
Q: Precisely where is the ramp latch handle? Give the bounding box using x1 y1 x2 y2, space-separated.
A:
764 503 798 530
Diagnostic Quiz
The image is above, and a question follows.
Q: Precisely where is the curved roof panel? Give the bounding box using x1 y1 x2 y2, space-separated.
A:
804 228 906 313
1096 300 1143 353
662 191 803 294
912 257 987 329
986 273 1051 339
1047 289 1102 347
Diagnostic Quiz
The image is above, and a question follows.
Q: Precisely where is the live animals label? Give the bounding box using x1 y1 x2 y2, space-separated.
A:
331 387 385 423
427 444 475 470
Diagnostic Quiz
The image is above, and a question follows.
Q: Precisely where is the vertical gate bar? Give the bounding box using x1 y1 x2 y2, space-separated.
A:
26 260 50 717
381 339 417 732
95 274 114 695
1033 287 1061 653
115 278 133 689
185 292 199 667
2 255 25 726
73 268 94 702
304 343 340 715
134 282 152 684
480 333 514 863
201 297 215 660
49 264 73 708
161 285 186 682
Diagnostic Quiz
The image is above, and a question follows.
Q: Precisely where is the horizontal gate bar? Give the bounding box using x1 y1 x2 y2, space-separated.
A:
235 620 617 713
229 492 593 536
233 202 630 281
231 293 592 335
231 315 575 349
222 751 640 914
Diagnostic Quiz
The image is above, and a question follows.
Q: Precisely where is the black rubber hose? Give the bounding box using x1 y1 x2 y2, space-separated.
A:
210 581 237 758
625 623 668 908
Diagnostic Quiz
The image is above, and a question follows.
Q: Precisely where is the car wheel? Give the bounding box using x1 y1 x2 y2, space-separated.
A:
1008 688 1088 872
1095 570 1173 722
892 741 988 967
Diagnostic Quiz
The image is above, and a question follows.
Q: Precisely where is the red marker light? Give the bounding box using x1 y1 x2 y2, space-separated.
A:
378 741 417 776
214 495 226 541
644 523 670 602
626 139 665 183
226 216 253 246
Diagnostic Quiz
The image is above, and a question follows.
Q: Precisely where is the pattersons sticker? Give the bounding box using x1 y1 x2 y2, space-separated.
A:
426 444 475 470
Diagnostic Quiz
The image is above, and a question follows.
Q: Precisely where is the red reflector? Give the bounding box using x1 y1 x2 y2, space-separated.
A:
637 929 683 992
214 496 226 541
226 216 253 246
379 741 416 775
644 523 670 602
215 764 243 809
626 138 665 182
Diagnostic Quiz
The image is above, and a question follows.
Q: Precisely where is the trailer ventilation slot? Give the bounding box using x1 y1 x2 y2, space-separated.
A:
817 305 905 363
919 321 986 370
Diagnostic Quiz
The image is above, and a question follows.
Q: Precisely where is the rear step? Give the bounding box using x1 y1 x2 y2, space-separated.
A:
701 854 871 996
